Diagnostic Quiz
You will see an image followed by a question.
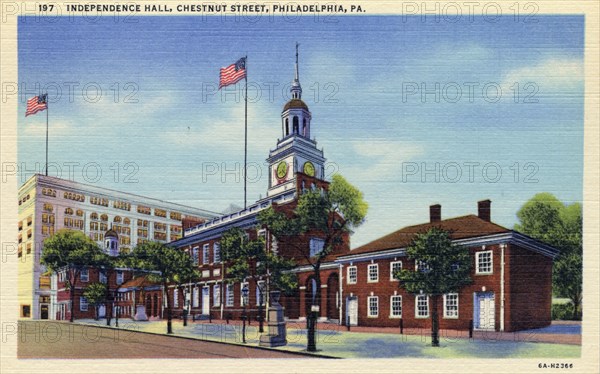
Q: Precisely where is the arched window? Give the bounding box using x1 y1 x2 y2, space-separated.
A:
76 209 83 217
90 213 98 220
114 216 122 223
123 218 131 225
293 116 299 134
100 214 108 222
303 118 307 136
65 208 73 215
285 118 289 136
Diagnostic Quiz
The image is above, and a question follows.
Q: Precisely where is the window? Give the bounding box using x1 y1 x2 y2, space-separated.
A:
116 271 124 285
203 244 210 264
192 247 199 265
90 213 99 220
99 271 107 284
226 284 234 307
476 251 493 274
415 295 429 318
415 261 430 273
213 243 221 263
444 293 459 318
21 305 31 318
256 281 265 306
80 269 89 282
240 282 249 306
309 238 325 257
80 297 88 312
173 289 179 308
390 295 402 318
368 264 379 282
213 285 221 307
390 261 402 281
347 266 357 284
367 296 379 317
192 287 199 308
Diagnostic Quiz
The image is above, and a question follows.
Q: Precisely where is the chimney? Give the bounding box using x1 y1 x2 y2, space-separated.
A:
429 204 441 223
478 200 491 222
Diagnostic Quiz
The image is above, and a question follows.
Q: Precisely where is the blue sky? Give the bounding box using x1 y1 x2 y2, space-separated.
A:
18 15 584 247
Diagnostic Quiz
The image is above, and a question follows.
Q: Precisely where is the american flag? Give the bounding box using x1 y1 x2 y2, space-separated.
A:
219 57 246 89
25 94 48 117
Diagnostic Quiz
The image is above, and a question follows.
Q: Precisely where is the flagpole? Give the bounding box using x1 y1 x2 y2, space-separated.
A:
244 55 248 209
45 93 49 176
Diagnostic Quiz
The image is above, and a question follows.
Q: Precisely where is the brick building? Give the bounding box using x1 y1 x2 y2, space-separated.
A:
336 201 558 332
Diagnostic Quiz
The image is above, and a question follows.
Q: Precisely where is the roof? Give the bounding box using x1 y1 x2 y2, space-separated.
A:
104 229 118 238
119 275 159 290
283 99 309 111
349 215 510 256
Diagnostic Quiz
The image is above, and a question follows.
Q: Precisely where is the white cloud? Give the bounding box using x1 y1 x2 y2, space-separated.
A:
501 58 583 94
347 140 424 180
22 119 74 137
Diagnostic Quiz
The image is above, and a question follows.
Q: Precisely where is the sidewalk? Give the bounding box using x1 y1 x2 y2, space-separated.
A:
72 318 581 358
189 318 581 346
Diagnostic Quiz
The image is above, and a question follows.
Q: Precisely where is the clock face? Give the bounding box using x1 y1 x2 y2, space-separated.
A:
303 161 315 177
276 161 288 180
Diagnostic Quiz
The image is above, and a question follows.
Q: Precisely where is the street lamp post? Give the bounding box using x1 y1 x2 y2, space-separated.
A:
115 292 120 328
242 285 249 344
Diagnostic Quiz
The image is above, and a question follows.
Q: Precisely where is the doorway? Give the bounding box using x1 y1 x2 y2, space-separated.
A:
474 292 495 330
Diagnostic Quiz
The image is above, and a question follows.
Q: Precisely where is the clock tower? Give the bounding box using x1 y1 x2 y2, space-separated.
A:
266 43 326 197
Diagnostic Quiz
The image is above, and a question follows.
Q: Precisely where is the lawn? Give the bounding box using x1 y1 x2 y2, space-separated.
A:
76 319 581 359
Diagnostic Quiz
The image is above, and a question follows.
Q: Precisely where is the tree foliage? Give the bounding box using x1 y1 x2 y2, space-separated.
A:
41 229 107 322
395 227 472 347
257 174 367 351
130 241 197 333
83 282 108 320
220 227 297 295
514 193 582 319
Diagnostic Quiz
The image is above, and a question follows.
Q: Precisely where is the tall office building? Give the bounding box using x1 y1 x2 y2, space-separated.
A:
17 174 217 319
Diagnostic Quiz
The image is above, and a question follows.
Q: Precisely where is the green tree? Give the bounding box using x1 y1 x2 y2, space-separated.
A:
395 227 472 347
83 282 108 321
41 229 107 322
220 227 298 332
130 241 197 334
258 174 367 351
515 193 583 319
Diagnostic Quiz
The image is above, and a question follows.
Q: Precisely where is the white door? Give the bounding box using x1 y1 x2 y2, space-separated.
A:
477 293 495 329
347 297 358 326
202 287 210 315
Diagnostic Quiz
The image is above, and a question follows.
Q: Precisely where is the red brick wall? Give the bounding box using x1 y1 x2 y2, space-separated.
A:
506 244 553 331
340 244 510 330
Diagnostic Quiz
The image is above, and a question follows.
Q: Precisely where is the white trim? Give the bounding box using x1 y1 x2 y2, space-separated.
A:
500 243 505 331
337 231 559 263
415 295 429 318
367 263 379 283
390 261 402 281
367 296 379 318
346 266 357 284
389 295 402 318
475 250 493 274
443 293 459 319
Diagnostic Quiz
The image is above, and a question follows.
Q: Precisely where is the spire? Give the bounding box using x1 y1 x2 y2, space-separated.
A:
295 42 300 82
291 42 302 100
